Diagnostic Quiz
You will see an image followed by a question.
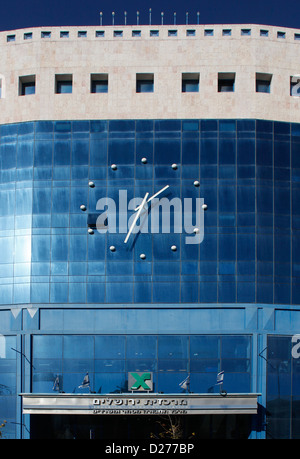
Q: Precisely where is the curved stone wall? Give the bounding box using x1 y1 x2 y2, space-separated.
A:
0 24 300 123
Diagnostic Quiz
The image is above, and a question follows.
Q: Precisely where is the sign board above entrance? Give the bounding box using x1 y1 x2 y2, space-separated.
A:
21 393 259 416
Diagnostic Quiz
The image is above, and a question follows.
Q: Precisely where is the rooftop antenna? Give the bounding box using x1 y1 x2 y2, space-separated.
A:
137 11 140 25
197 11 200 24
100 11 103 26
186 12 189 25
124 11 127 25
112 11 115 26
149 8 152 25
161 11 164 25
174 12 176 25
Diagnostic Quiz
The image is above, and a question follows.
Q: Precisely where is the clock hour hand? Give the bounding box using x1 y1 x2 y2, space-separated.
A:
124 192 149 244
134 185 169 211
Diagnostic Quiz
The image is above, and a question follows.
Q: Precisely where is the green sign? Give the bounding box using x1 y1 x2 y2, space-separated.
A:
128 372 153 391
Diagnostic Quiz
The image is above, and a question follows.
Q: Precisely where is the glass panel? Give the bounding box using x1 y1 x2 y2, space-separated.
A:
56 81 72 94
222 336 251 358
256 80 271 93
126 336 157 358
158 336 188 359
21 82 35 96
33 335 63 358
63 336 94 359
95 336 125 359
190 336 220 358
91 80 108 93
136 80 154 93
182 79 199 92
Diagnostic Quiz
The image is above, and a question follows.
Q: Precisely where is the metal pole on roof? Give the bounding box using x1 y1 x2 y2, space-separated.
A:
149 8 152 25
100 12 103 26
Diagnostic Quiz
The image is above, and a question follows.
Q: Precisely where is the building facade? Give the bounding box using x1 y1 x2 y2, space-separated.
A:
0 23 300 439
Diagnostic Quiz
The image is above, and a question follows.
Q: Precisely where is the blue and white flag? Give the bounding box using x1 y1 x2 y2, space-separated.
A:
53 375 60 391
179 375 190 390
78 372 90 389
216 371 224 385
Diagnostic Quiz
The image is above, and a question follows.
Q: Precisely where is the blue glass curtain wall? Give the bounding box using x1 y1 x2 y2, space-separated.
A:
31 334 251 395
0 335 17 439
267 335 300 439
0 119 299 305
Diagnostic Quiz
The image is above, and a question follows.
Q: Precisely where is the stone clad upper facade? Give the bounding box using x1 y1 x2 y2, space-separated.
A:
0 23 300 124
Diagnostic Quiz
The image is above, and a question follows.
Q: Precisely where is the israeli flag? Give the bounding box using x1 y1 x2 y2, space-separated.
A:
179 375 190 390
53 375 60 391
216 371 224 385
78 372 90 389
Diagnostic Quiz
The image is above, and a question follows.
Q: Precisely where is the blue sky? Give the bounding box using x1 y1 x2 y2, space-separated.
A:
0 0 299 31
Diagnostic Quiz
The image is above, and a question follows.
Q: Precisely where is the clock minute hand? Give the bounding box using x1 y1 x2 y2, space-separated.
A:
124 192 149 244
134 185 169 211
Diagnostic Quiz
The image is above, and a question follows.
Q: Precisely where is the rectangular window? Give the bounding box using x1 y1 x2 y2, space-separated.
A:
241 28 251 36
132 30 141 37
204 29 214 36
186 29 196 36
19 75 36 96
114 30 123 37
41 31 51 38
277 31 286 39
7 34 15 42
168 30 177 36
60 31 69 38
223 29 232 36
150 30 159 37
55 74 73 94
136 73 154 93
95 30 105 37
90 74 108 93
182 73 199 92
256 73 272 93
295 33 300 41
260 29 269 37
218 73 235 92
78 31 87 38
24 32 32 40
290 76 300 96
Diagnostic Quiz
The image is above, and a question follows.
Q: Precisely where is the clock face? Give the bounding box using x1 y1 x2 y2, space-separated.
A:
72 119 211 304
84 161 205 260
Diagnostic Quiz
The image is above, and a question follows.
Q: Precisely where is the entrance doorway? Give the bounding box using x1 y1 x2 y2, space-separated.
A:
30 414 253 439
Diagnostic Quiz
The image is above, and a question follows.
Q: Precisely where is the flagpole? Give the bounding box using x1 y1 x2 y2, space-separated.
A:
216 371 227 397
179 375 190 393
